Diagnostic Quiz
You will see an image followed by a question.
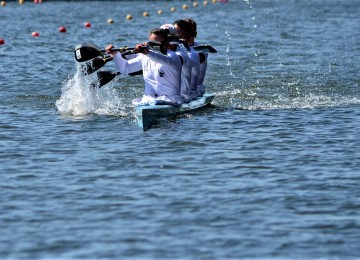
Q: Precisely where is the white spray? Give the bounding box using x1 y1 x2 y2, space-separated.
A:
56 64 128 117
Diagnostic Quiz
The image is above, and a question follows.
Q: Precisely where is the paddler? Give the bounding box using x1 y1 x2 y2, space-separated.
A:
160 24 194 103
105 28 184 106
173 19 201 100
174 19 208 97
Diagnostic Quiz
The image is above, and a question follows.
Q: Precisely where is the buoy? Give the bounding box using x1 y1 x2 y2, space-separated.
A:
1 1 6 7
170 7 176 12
212 0 217 3
34 0 38 3
126 14 132 20
157 9 163 15
19 0 24 5
182 4 188 10
143 11 149 17
0 38 5 45
203 0 208 6
32 31 39 37
84 22 91 28
107 18 114 24
59 26 66 33
193 2 198 7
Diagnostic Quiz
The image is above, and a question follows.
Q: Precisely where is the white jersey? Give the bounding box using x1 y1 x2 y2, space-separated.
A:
175 47 193 102
178 43 200 100
192 42 208 96
113 49 183 105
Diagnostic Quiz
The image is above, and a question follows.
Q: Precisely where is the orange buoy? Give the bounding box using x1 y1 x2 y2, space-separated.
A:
84 22 91 28
59 26 66 33
34 0 38 3
19 0 24 4
143 11 149 17
0 38 5 45
32 31 39 37
182 4 188 10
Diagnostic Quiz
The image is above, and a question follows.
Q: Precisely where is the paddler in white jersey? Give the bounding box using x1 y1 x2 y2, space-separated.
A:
105 28 183 106
173 19 201 100
175 19 208 97
160 24 194 103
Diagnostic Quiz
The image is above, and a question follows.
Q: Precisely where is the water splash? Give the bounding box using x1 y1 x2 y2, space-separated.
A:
56 64 128 117
225 87 360 111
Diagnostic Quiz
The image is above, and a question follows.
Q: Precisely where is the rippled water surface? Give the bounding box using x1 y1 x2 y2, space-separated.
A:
1 0 360 258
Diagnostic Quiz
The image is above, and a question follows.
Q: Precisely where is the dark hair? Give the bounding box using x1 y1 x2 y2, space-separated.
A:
173 19 192 38
149 28 168 42
149 28 168 53
184 18 197 38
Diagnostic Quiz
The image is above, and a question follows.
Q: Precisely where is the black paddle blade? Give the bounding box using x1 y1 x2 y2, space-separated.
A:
128 70 143 76
75 42 103 62
83 56 113 75
193 44 218 53
90 71 120 89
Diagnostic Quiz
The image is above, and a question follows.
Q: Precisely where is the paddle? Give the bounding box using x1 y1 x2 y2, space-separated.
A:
90 69 143 89
82 49 143 75
81 42 216 81
193 44 217 53
74 42 130 62
74 41 163 63
90 71 120 89
83 56 113 75
80 42 162 75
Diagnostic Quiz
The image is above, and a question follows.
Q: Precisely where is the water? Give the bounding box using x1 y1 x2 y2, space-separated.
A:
1 0 360 258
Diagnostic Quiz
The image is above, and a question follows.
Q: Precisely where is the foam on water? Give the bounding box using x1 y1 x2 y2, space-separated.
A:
55 65 127 117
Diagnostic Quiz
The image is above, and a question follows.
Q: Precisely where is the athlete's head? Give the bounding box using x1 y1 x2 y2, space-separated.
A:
149 28 169 53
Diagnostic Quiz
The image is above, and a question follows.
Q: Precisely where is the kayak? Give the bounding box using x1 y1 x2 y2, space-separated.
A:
135 93 215 130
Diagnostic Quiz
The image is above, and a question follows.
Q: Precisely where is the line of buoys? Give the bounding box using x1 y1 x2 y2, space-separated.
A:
0 0 223 44
0 0 46 5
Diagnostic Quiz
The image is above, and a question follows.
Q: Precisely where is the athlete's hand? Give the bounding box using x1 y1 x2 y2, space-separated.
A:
135 42 149 54
105 44 117 56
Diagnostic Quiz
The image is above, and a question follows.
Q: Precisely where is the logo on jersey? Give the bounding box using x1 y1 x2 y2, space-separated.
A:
158 69 164 77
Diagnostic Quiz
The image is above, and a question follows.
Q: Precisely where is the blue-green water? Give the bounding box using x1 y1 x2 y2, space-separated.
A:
1 0 360 258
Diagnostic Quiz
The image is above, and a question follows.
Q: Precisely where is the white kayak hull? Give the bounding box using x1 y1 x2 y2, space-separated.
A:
135 93 215 130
